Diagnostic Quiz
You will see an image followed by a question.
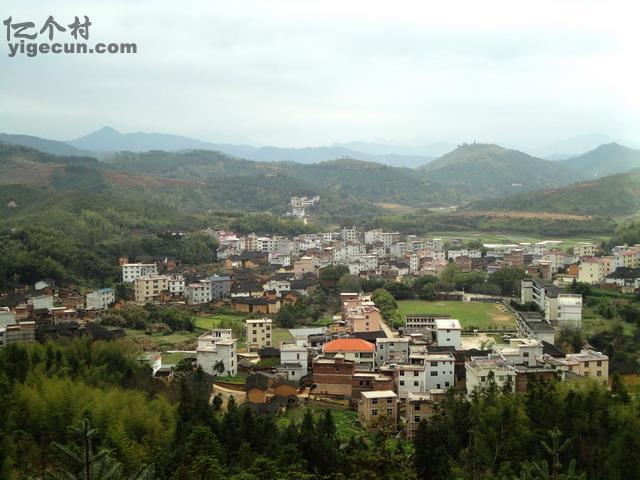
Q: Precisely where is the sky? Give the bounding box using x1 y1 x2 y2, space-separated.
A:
1 0 639 148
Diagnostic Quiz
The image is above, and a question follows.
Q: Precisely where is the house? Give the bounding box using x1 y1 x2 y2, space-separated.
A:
465 357 516 394
565 349 609 384
245 372 299 409
358 390 398 430
293 256 317 279
168 274 185 295
375 337 410 366
403 313 451 335
396 364 427 398
185 281 212 305
574 242 599 258
520 279 582 328
434 319 462 349
578 258 604 285
405 390 447 439
246 318 273 352
0 320 36 347
197 329 237 376
515 311 555 345
134 274 168 303
323 338 376 371
492 338 543 368
351 372 394 400
232 297 281 315
312 356 355 397
85 288 115 310
137 352 162 376
35 278 57 291
604 267 640 291
279 343 308 381
122 263 158 283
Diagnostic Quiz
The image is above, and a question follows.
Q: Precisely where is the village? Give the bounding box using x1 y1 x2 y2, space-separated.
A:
2 210 639 435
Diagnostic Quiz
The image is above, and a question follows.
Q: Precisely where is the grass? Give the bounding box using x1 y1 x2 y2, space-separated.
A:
272 327 294 347
581 306 635 337
161 352 190 365
124 328 198 349
215 373 248 384
276 404 363 441
397 300 516 330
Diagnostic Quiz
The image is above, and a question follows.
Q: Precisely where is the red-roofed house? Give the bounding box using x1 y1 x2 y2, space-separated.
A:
323 338 375 371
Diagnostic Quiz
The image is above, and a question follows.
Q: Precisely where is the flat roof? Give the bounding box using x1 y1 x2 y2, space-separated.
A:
435 318 462 330
361 390 397 399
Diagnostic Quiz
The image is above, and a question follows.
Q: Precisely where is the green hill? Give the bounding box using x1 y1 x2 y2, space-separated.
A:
470 169 640 216
558 143 640 178
418 143 577 199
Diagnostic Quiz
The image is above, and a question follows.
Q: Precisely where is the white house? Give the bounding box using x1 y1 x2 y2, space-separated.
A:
465 357 516 394
279 343 308 381
122 263 157 283
435 319 462 349
85 288 115 310
423 353 456 390
196 329 237 376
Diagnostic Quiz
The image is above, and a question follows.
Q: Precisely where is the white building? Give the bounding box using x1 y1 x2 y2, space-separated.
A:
185 282 212 305
85 288 115 310
423 353 456 390
492 338 543 368
397 364 427 399
375 337 410 366
465 357 516 393
168 274 185 294
280 343 308 381
122 263 158 283
435 319 462 349
197 329 237 376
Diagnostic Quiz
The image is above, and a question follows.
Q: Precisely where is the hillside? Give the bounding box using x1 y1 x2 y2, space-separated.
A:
558 143 640 178
418 143 578 199
0 133 92 156
469 168 640 216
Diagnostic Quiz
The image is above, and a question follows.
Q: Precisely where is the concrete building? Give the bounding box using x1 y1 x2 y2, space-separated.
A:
574 242 599 258
492 338 543 368
323 338 376 371
521 279 582 328
312 356 355 397
435 319 462 349
197 329 237 376
122 263 157 283
579 258 604 285
279 343 308 381
375 337 410 366
134 274 168 303
515 311 555 345
397 364 427 399
358 390 398 430
209 275 231 300
85 288 115 310
465 357 516 393
246 318 273 351
423 353 456 390
565 349 609 384
293 256 317 279
168 274 185 295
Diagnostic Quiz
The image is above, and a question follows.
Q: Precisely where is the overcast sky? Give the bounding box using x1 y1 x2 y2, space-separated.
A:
1 0 639 147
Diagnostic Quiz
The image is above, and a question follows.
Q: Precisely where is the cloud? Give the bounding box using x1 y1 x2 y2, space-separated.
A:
0 0 638 147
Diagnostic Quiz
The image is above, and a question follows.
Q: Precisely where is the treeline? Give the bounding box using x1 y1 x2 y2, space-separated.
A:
101 304 196 333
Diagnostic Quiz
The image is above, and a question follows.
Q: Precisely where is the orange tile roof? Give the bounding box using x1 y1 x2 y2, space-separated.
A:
323 338 375 353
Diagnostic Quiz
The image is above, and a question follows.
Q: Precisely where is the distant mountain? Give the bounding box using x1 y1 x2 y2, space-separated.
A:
68 127 433 167
331 140 456 158
0 133 92 156
469 168 640 217
417 143 577 199
558 143 640 178
532 133 620 158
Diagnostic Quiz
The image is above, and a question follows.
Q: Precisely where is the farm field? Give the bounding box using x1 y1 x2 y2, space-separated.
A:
397 300 515 330
429 231 609 251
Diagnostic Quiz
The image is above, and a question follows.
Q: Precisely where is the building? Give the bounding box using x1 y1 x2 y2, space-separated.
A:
246 318 273 351
279 343 308 381
358 390 398 430
210 275 231 300
434 319 462 349
185 281 212 305
465 357 516 394
323 338 376 371
405 390 447 439
574 242 599 258
197 329 237 376
245 372 299 408
578 258 604 285
293 257 317 279
134 274 169 303
85 288 115 310
404 313 451 335
565 349 609 384
423 353 456 389
312 356 355 397
397 364 427 398
375 337 410 366
122 263 158 283
515 311 555 345
520 279 582 328
492 338 543 368
168 274 185 295
0 316 36 347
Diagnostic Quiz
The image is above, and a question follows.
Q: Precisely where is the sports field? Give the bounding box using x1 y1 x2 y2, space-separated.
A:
397 300 515 330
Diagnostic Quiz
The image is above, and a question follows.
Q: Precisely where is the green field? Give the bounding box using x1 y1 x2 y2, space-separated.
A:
397 300 515 330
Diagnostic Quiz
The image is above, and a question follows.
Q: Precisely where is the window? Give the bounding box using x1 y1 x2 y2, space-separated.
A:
430 371 438 377
387 398 393 404
481 376 486 382
431 362 438 367
414 371 419 376
399 380 404 386
413 381 419 387
597 361 602 367
414 404 421 411
414 416 420 422
400 371 405 376
372 410 377 416
372 399 378 405
523 352 529 357
597 371 602 377
445 381 450 387
387 409 393 415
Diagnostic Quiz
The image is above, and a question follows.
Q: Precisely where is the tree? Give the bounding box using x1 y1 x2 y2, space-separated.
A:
419 283 437 300
337 274 362 293
213 360 226 376
490 267 525 296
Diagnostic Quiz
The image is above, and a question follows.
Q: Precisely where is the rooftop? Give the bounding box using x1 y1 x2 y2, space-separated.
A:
324 338 375 353
361 390 397 399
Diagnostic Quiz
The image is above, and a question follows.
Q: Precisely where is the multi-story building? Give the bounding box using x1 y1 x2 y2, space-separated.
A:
196 329 237 376
168 274 185 295
209 275 231 300
578 258 604 284
279 343 308 381
515 311 555 345
397 364 427 398
358 390 398 430
405 390 447 438
323 338 376 371
312 356 355 397
423 352 456 389
134 274 168 303
246 318 273 351
293 256 317 279
0 321 36 347
574 242 599 258
122 263 157 283
521 279 582 328
435 319 462 349
375 337 410 366
185 282 212 305
465 357 516 393
565 349 609 384
85 288 115 310
492 338 543 368
404 313 451 334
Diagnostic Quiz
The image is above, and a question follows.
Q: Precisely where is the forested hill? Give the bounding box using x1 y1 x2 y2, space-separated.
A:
557 142 640 178
417 143 578 198
469 168 640 217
